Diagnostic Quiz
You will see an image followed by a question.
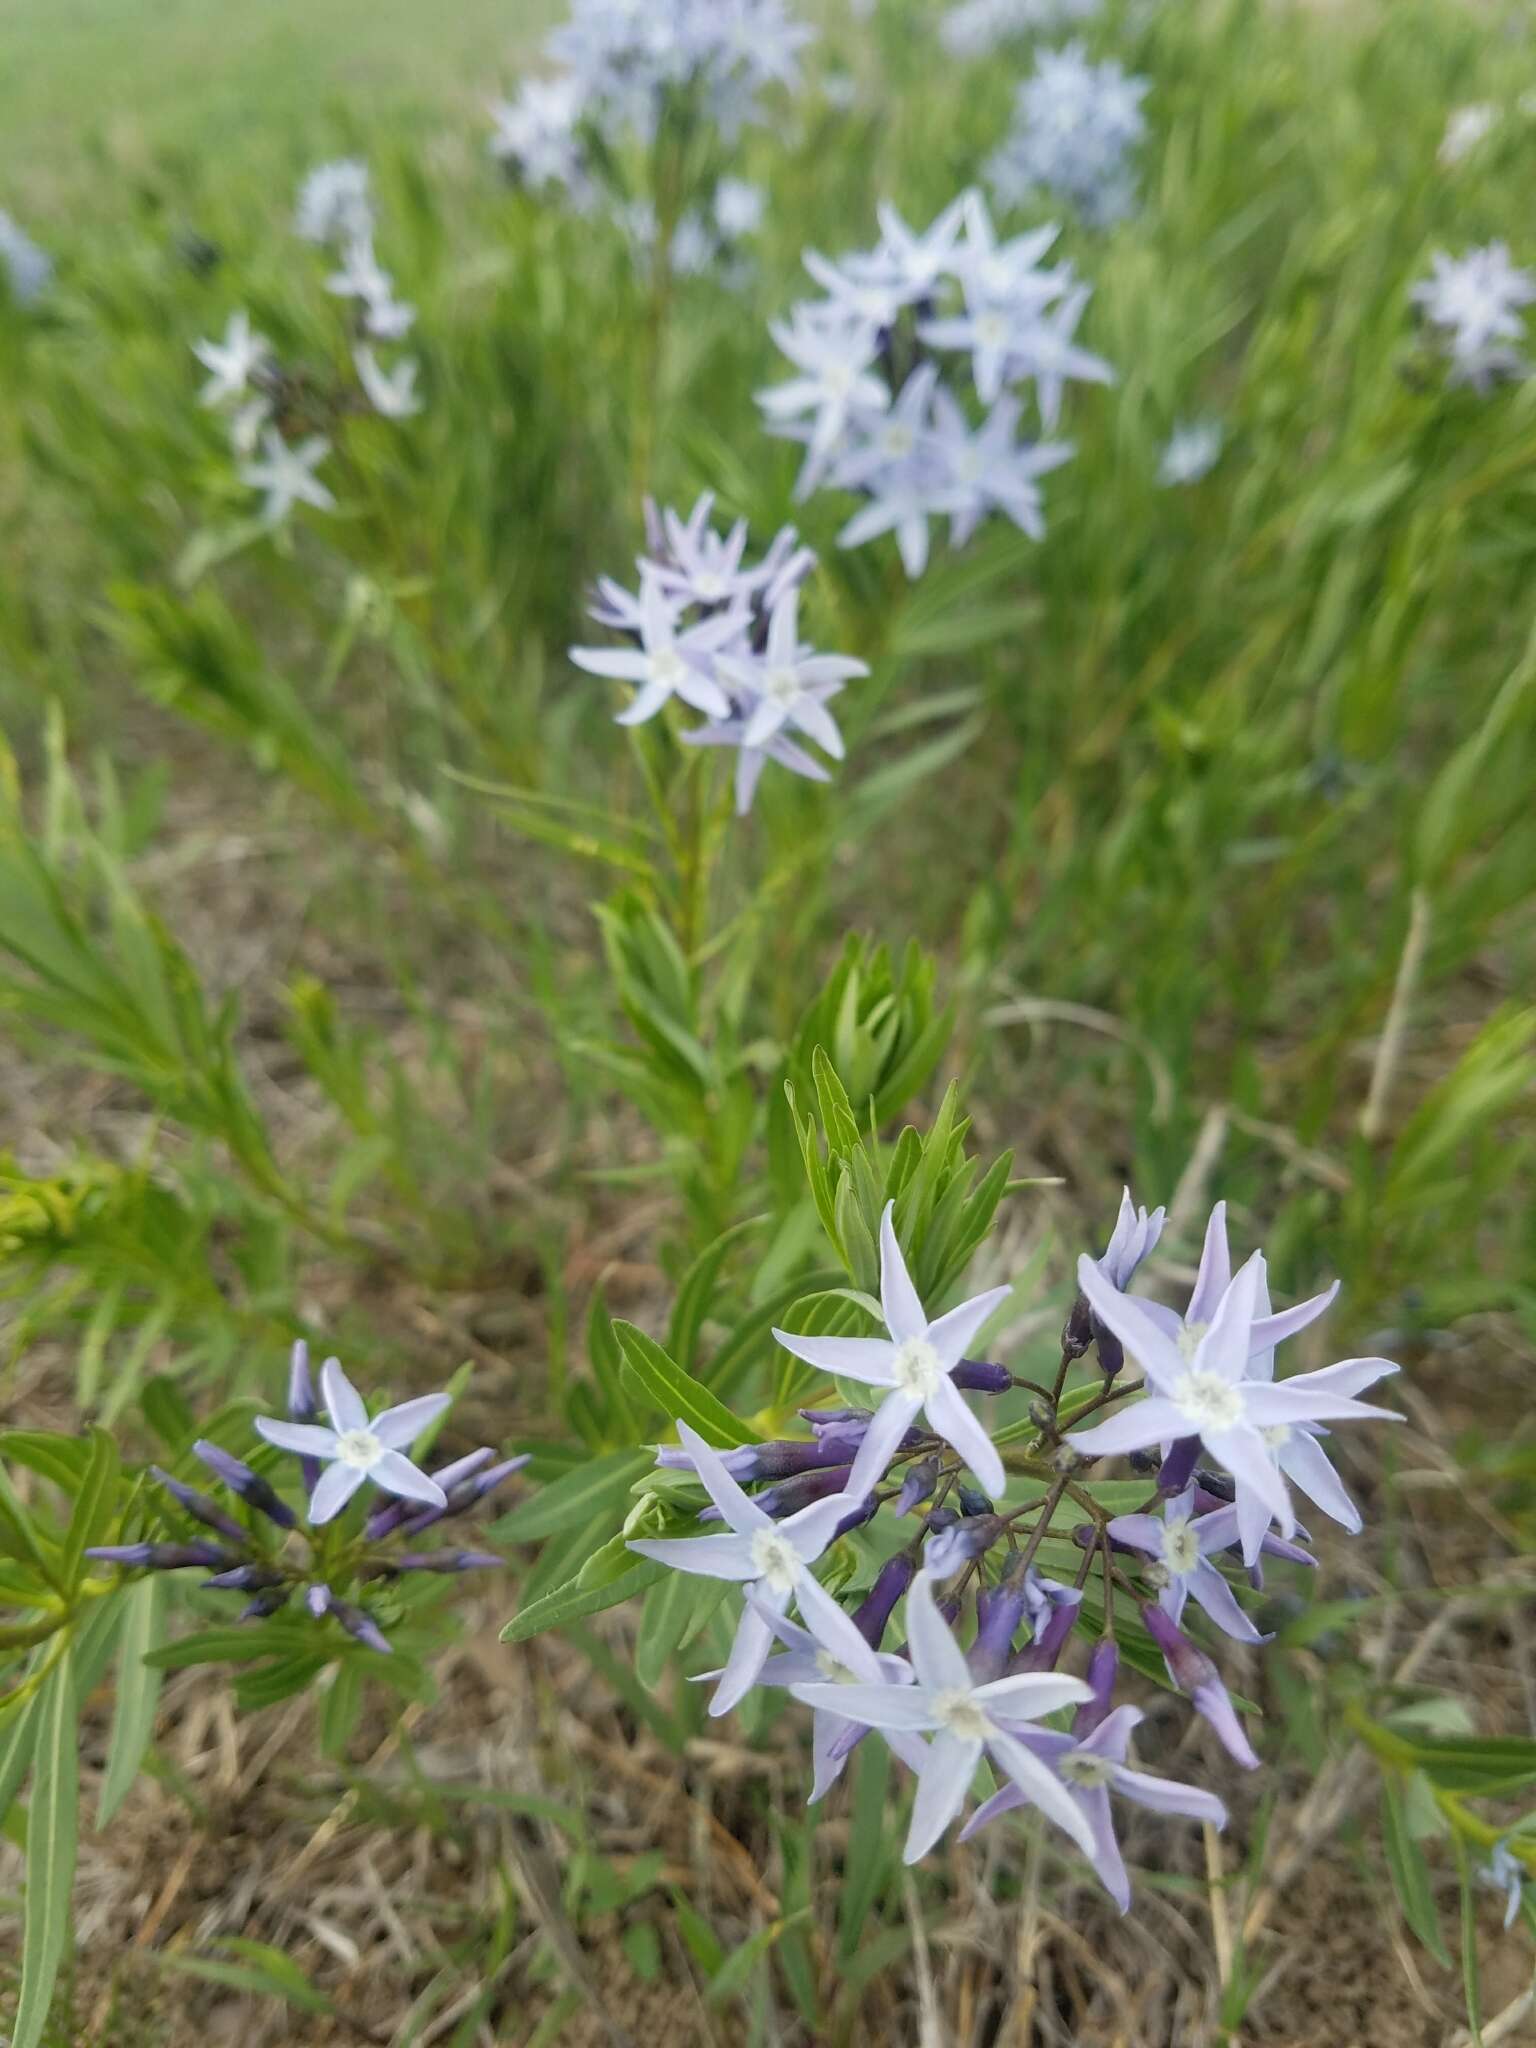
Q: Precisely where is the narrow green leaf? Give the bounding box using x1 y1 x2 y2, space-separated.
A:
62 1429 120 1589
97 1576 166 1827
500 1559 665 1643
614 1322 761 1447
1453 1834 1484 2046
491 1449 652 1543
12 1641 78 2048
1381 1775 1450 1966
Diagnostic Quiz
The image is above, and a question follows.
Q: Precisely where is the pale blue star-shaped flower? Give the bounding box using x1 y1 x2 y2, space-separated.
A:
627 1419 858 1715
795 1570 1095 1862
773 1200 1012 1499
256 1358 450 1525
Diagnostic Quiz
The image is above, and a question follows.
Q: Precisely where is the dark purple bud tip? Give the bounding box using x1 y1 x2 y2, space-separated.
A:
1156 1435 1202 1497
392 1550 503 1573
89 1541 235 1571
951 1358 1011 1394
854 1553 916 1648
755 1465 855 1519
192 1440 297 1528
1074 1639 1120 1738
832 1494 879 1542
1092 1317 1125 1379
86 1543 155 1567
288 1338 317 1423
240 1586 292 1621
957 1482 994 1518
894 1455 940 1517
970 1573 1031 1684
1062 1293 1094 1361
204 1564 286 1592
332 1598 392 1655
150 1467 249 1544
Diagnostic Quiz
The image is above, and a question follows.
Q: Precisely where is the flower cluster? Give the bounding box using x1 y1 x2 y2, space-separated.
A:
1410 243 1536 392
0 208 52 307
191 160 420 527
939 0 1102 62
628 1195 1400 1890
489 0 804 272
571 494 866 812
986 41 1150 227
756 190 1112 577
87 1345 523 1654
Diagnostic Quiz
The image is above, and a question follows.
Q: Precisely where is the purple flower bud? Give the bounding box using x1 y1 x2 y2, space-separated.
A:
149 1467 249 1545
699 1464 853 1524
204 1564 286 1592
951 1358 1011 1394
923 1513 1005 1581
1093 1319 1125 1379
192 1440 296 1528
894 1455 940 1516
798 1406 866 1432
970 1555 1033 1683
1141 1603 1259 1769
240 1586 292 1620
392 1454 530 1541
332 1598 392 1655
957 1481 994 1517
87 1541 234 1570
390 1550 503 1573
288 1338 317 1421
288 1340 323 1494
1157 1435 1202 1497
852 1554 916 1649
655 1442 760 1477
1061 1291 1094 1362
832 1493 879 1542
369 1448 494 1539
1074 1639 1120 1738
306 1585 332 1618
1010 1595 1080 1674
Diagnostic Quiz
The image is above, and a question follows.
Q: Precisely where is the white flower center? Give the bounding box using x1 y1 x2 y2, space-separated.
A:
750 1528 802 1594
976 310 1010 349
814 1648 855 1683
955 448 983 483
764 665 801 707
824 362 855 398
1059 1751 1114 1788
1172 1371 1245 1432
1160 1519 1201 1576
932 1687 990 1742
1261 1423 1290 1452
336 1427 382 1469
693 571 725 600
650 648 686 691
891 1335 943 1398
883 422 915 457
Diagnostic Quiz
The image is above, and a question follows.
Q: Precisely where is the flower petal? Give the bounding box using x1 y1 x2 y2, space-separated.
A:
710 1591 783 1716
1278 1430 1363 1531
626 1534 760 1581
675 1419 770 1539
791 1682 939 1732
904 1568 972 1693
321 1357 368 1433
923 1375 1005 1499
972 1672 1093 1719
987 1731 1097 1858
370 1450 448 1509
771 1330 898 1386
905 1732 981 1862
254 1419 339 1457
846 1390 923 1499
877 1201 926 1342
1110 1765 1227 1828
924 1285 1012 1374
1075 1258 1187 1391
372 1394 451 1450
308 1461 368 1525
1067 1397 1188 1460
